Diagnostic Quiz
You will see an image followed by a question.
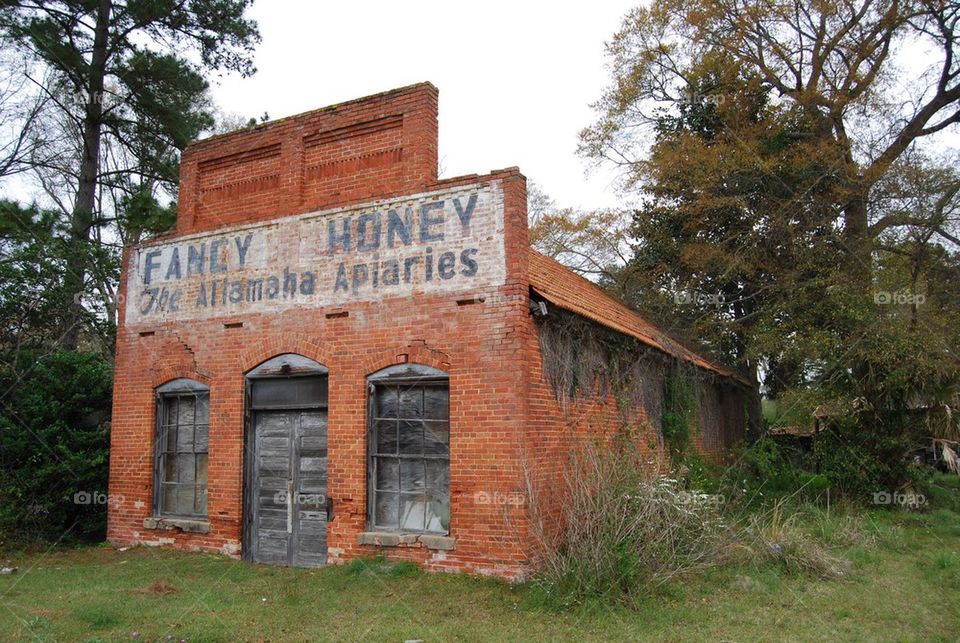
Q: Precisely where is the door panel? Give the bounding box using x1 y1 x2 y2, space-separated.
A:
249 409 328 567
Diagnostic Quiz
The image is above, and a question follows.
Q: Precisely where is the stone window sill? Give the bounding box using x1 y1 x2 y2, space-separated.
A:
357 531 455 550
143 516 211 534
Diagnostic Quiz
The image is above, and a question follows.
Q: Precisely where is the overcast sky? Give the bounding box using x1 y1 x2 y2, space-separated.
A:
207 1 639 211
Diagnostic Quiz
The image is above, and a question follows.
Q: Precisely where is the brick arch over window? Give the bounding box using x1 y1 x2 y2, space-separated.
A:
361 343 451 378
150 368 212 390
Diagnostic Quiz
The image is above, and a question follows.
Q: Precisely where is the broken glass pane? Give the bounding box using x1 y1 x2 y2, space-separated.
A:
400 494 427 531
425 489 450 532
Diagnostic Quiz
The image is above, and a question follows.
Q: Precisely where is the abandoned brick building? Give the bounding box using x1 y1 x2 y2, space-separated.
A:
107 83 747 579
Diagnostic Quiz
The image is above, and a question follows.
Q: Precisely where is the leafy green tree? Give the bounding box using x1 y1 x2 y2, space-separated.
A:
0 350 112 543
583 1 960 485
0 0 260 349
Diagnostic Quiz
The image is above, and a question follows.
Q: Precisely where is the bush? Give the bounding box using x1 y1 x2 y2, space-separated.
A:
525 436 735 608
739 500 851 580
0 350 112 544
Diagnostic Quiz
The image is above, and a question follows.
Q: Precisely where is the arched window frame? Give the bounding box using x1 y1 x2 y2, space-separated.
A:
366 364 450 534
154 378 210 519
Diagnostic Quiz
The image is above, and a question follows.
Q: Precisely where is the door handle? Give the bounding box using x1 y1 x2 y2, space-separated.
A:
286 479 294 534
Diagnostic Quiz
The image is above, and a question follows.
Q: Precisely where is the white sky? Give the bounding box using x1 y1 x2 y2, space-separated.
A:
207 1 638 211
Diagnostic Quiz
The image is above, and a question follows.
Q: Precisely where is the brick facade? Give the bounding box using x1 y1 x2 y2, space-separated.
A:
107 83 745 580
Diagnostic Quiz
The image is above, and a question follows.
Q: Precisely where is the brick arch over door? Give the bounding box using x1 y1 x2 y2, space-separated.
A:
237 335 333 376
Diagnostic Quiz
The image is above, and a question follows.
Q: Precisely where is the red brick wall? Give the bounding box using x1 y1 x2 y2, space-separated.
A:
108 163 535 578
176 83 438 236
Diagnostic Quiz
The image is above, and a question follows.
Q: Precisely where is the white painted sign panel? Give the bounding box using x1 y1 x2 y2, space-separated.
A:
124 182 506 325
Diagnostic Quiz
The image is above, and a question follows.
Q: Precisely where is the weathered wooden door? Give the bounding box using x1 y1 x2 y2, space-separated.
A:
249 409 328 566
244 355 329 568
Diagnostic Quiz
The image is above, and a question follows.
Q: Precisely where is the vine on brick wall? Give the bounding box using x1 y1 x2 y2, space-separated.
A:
536 307 727 459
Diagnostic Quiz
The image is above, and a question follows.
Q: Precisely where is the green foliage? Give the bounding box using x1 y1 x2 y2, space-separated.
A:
661 366 696 459
582 0 960 491
0 350 113 544
0 200 119 352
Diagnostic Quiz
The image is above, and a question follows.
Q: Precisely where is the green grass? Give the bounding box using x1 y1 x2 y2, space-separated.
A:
0 511 958 642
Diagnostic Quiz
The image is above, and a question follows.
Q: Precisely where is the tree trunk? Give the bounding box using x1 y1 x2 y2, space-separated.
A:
745 359 764 440
61 0 111 350
843 193 872 381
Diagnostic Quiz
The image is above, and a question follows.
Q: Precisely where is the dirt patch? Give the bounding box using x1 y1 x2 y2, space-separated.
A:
132 579 178 595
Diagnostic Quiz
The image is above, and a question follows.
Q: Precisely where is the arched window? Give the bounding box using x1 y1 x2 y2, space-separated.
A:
367 364 450 534
154 378 209 518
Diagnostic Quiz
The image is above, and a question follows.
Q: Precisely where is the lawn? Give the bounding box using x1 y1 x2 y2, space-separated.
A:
0 510 958 642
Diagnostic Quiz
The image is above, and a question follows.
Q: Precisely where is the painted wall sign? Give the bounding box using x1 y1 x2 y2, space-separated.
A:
124 182 506 325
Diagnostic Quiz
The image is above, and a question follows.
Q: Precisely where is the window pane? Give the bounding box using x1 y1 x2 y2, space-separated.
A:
251 377 327 408
177 397 196 426
163 455 177 483
177 424 195 451
175 485 194 515
374 491 398 528
400 494 427 531
165 420 178 451
400 460 424 491
194 424 209 453
162 483 177 513
423 421 449 455
375 386 398 418
398 388 423 419
423 386 449 420
178 454 195 483
398 420 423 455
164 398 179 427
196 395 209 423
195 485 207 515
375 458 399 491
196 454 208 485
374 419 397 455
425 489 450 532
424 460 449 492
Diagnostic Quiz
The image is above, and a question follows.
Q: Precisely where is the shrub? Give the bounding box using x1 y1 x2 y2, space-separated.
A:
739 499 851 580
525 436 735 608
0 350 112 544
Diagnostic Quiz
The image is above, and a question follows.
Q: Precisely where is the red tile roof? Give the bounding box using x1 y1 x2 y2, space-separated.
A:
527 249 748 385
